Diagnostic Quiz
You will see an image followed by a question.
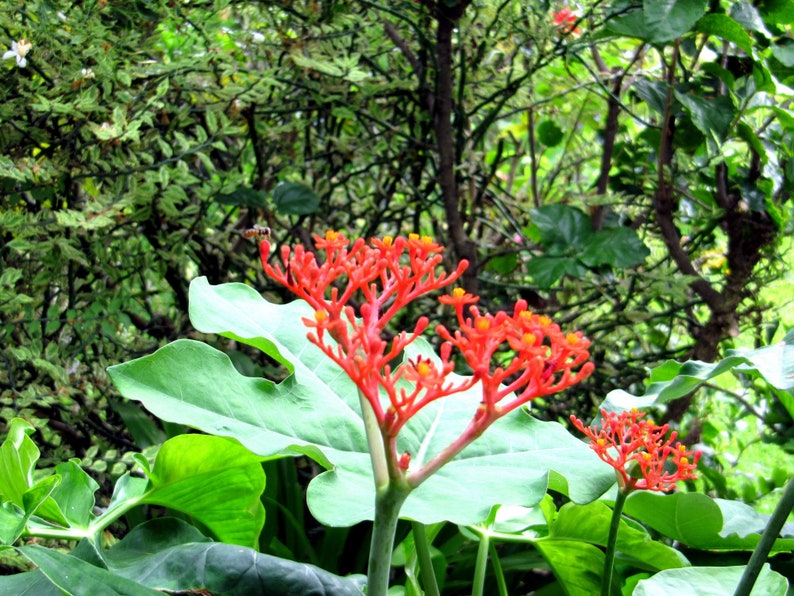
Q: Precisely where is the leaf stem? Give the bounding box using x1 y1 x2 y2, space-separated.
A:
602 489 628 596
734 475 794 596
412 521 440 596
368 481 410 596
489 540 508 596
472 528 490 596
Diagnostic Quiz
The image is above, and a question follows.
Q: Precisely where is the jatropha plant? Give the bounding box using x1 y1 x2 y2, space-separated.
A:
571 409 700 596
259 231 595 593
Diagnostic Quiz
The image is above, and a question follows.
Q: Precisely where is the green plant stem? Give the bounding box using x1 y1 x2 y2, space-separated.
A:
472 529 491 596
488 541 508 596
412 521 440 596
734 475 794 596
602 489 629 596
368 482 410 596
359 391 388 488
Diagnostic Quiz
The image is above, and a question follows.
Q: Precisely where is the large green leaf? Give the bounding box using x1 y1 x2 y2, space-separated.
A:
108 277 615 527
601 329 794 413
623 492 794 552
102 517 366 595
14 545 161 596
674 92 735 141
633 564 788 595
695 14 754 55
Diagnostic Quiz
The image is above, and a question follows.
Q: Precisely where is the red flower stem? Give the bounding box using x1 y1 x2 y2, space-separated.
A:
408 412 495 487
602 488 629 596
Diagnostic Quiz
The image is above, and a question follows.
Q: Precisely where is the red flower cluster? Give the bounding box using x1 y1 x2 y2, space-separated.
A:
261 231 593 444
570 409 700 492
552 7 581 35
437 288 594 424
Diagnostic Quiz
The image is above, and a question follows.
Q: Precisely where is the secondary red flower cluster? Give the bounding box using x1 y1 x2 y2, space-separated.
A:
570 409 700 492
553 7 581 35
261 231 593 439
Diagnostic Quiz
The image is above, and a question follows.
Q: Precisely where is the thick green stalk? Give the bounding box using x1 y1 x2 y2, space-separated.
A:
359 391 389 488
602 489 629 596
412 521 440 596
734 475 794 596
368 482 410 596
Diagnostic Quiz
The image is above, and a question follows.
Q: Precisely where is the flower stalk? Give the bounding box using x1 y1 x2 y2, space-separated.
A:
261 231 595 593
571 409 700 595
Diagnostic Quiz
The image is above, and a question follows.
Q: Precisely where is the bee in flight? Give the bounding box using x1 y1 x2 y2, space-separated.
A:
242 224 271 240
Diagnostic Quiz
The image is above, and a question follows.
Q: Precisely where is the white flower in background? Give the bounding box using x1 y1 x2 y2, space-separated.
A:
81 68 95 79
3 39 32 67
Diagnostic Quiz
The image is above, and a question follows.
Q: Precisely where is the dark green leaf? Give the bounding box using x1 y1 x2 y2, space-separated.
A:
632 78 670 114
528 204 592 248
272 182 320 215
674 92 735 140
15 545 161 596
580 227 650 268
643 0 708 43
537 120 564 147
608 0 708 44
526 256 585 288
102 518 366 595
214 187 268 208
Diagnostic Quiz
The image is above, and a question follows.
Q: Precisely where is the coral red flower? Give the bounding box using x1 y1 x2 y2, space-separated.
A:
436 295 594 422
260 231 469 430
552 7 581 35
570 409 700 492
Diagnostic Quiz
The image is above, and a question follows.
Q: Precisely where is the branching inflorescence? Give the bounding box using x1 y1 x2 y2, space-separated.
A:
261 231 594 481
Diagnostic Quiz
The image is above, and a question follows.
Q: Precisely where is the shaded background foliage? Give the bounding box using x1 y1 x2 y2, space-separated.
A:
1 0 793 577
